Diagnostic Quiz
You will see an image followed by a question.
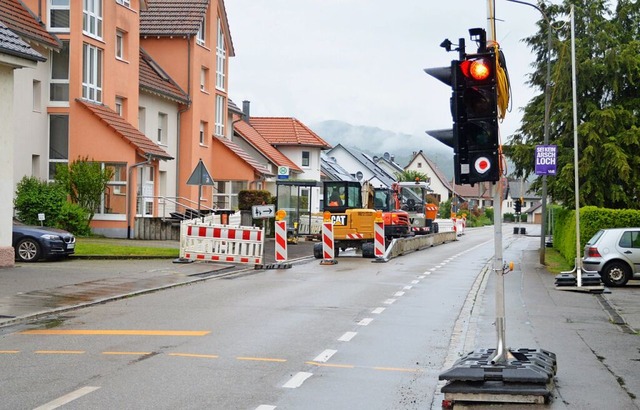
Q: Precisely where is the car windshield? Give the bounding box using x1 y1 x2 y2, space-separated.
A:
586 230 604 246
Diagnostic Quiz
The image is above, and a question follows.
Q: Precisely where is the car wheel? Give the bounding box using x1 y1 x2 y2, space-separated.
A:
16 238 41 262
313 243 323 259
601 261 630 287
362 242 375 258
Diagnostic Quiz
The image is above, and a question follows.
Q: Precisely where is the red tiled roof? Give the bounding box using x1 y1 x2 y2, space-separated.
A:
215 136 273 176
249 117 332 148
0 0 61 49
76 99 173 160
140 0 209 37
139 48 189 103
234 119 302 173
454 182 493 199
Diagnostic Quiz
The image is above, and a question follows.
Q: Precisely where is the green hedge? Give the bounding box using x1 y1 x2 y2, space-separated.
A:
553 206 640 262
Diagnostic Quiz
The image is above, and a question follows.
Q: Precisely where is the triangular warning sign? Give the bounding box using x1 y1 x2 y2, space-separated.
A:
187 159 215 186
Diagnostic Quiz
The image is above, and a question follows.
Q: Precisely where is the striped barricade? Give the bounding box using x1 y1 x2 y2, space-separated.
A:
274 220 288 263
180 223 264 266
373 219 386 262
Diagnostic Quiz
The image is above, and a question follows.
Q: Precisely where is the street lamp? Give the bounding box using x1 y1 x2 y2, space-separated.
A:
505 0 553 264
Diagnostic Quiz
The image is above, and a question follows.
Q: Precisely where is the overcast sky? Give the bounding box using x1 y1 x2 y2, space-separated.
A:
226 1 557 140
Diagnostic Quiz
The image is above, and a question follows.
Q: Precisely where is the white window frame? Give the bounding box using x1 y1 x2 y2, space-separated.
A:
48 0 70 32
215 95 225 137
50 40 70 104
48 114 69 180
200 67 208 92
96 163 127 218
200 121 206 145
157 112 168 145
116 0 130 7
116 30 125 60
83 0 103 40
115 97 124 116
82 43 103 103
196 17 206 46
302 151 310 167
216 18 226 90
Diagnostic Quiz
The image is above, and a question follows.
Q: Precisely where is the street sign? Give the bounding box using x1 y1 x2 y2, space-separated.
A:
187 159 215 186
277 166 290 180
535 145 557 176
252 205 276 219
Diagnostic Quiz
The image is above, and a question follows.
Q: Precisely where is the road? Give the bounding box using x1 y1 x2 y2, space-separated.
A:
0 227 497 409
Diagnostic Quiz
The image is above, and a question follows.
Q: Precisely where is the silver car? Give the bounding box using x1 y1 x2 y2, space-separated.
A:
582 228 640 286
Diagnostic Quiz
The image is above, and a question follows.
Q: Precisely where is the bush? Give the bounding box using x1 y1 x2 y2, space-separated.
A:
56 202 91 236
14 176 67 225
238 190 273 211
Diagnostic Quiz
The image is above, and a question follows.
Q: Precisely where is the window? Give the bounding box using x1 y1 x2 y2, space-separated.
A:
200 66 208 92
213 181 247 209
98 163 127 215
48 114 69 180
33 80 41 111
116 30 125 60
50 40 69 102
302 151 310 167
116 0 130 7
157 112 168 145
196 16 206 45
82 43 103 102
417 162 422 168
138 107 146 134
200 121 207 145
83 0 103 39
215 95 224 136
49 0 70 31
216 18 226 90
115 97 124 116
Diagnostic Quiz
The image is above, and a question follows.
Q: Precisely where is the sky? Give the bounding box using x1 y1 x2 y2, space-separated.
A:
225 1 557 141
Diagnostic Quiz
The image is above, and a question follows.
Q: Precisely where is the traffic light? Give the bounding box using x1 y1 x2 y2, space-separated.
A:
425 28 501 186
514 198 522 213
454 51 500 185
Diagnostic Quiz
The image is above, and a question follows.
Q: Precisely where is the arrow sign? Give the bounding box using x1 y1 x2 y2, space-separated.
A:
252 205 276 219
187 159 215 186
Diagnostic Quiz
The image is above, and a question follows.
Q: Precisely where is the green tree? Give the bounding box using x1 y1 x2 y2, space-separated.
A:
14 176 67 225
504 0 640 209
395 170 430 182
55 157 114 223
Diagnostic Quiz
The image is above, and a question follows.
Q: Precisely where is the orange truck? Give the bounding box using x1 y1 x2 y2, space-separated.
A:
393 181 440 234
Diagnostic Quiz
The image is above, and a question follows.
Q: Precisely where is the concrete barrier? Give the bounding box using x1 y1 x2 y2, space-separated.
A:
383 231 456 261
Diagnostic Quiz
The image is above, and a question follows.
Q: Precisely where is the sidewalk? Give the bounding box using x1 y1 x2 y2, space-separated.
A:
465 229 640 409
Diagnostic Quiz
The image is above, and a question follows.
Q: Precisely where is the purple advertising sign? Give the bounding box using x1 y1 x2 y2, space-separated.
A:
535 145 557 176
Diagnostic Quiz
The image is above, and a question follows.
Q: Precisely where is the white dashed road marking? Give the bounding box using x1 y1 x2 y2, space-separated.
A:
358 318 373 326
34 386 100 410
338 332 357 342
383 299 396 305
283 372 313 388
372 307 385 314
313 349 337 363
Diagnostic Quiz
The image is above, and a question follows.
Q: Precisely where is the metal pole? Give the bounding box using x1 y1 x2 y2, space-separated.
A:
486 0 508 365
540 11 552 264
570 5 582 286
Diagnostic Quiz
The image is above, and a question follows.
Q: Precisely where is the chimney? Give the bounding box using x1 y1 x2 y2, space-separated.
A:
242 100 250 123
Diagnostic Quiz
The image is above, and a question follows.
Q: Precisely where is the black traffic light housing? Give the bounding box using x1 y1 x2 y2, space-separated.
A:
425 28 501 186
514 198 522 213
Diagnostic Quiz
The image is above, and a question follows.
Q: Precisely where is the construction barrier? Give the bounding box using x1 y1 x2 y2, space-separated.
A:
274 220 287 262
373 218 385 260
320 219 337 265
180 222 264 265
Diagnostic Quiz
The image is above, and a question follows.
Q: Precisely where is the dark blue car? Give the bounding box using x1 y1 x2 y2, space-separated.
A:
12 222 76 262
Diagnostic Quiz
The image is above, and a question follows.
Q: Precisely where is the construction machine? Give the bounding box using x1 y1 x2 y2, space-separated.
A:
313 180 412 258
394 181 440 234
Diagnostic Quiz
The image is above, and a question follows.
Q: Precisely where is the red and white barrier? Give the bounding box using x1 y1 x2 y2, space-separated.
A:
275 220 287 263
321 220 336 264
374 220 385 259
180 222 264 265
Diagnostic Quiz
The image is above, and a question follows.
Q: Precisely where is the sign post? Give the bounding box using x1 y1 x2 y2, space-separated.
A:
186 159 215 219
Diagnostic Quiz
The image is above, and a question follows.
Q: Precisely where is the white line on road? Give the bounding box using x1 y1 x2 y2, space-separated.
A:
255 406 276 410
394 291 405 297
403 285 413 290
383 298 396 305
338 332 357 342
313 349 337 363
34 386 100 410
283 372 313 388
411 280 420 285
419 275 427 278
372 307 386 314
358 318 373 326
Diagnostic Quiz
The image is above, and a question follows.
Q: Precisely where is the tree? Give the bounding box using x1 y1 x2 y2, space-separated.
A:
504 0 640 209
55 157 114 223
395 169 430 183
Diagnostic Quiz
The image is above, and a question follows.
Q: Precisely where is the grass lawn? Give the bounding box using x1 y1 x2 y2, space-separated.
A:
544 247 573 274
75 238 180 257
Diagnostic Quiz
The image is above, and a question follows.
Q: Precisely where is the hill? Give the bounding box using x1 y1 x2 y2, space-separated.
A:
309 120 454 179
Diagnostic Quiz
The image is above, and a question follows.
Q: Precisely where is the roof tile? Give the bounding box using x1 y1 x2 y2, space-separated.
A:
0 0 61 49
0 20 44 62
249 117 332 148
139 48 189 103
234 119 302 172
76 99 173 160
215 135 273 176
140 0 209 37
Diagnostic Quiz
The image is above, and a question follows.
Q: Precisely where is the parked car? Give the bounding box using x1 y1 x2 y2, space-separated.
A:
12 222 76 262
582 228 640 286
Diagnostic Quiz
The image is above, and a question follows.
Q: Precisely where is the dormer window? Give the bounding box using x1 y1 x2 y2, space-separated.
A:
196 17 206 45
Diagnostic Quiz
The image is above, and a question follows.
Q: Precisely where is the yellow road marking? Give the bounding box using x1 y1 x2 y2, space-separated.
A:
236 356 287 363
168 353 219 359
0 350 20 354
102 351 152 355
306 361 355 369
20 329 210 336
372 366 421 373
35 350 85 355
